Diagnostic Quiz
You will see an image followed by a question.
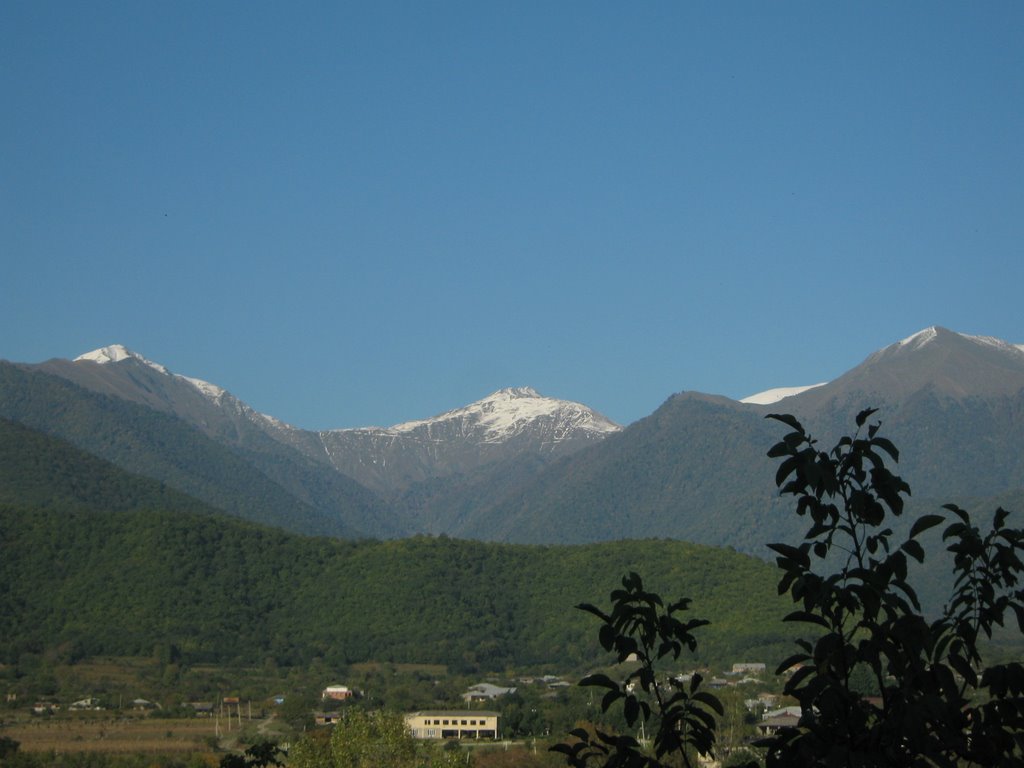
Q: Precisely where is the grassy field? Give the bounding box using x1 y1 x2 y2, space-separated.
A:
0 715 224 755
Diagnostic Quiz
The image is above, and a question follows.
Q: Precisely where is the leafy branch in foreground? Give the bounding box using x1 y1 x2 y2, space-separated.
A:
550 571 723 768
218 741 285 768
555 408 1024 768
763 408 1024 767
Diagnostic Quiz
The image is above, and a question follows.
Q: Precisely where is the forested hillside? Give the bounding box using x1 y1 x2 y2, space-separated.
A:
0 417 796 673
0 417 222 516
0 505 795 672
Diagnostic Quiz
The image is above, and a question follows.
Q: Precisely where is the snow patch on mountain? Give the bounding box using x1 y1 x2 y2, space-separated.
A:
960 332 1024 358
898 326 940 350
740 383 827 405
178 375 226 400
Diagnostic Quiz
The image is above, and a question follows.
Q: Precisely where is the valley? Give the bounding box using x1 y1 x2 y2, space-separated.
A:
1 327 1023 765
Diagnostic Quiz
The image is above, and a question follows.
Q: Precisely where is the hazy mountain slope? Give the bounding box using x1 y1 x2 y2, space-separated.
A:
458 393 799 550
34 350 401 535
388 452 551 534
0 362 376 537
0 416 217 516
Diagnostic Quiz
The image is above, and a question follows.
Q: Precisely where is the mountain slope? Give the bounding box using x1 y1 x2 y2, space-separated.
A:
788 327 1024 406
0 416 218 516
453 393 799 550
451 328 1024 553
752 326 1024 499
4 327 1022 552
0 362 385 537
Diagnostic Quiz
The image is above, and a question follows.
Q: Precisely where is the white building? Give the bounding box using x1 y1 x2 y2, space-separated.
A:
405 711 499 740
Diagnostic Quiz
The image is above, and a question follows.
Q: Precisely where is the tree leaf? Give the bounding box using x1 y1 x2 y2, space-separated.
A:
909 514 946 539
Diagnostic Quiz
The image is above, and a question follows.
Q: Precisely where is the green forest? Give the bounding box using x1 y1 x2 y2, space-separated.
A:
0 417 796 678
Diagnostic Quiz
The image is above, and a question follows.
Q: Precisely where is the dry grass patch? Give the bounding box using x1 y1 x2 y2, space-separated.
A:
0 716 218 754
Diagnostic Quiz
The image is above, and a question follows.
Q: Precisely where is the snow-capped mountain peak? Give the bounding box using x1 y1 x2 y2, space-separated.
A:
75 344 170 375
387 387 620 441
897 326 941 351
74 344 248 414
314 387 621 492
740 327 1024 406
881 326 1024 362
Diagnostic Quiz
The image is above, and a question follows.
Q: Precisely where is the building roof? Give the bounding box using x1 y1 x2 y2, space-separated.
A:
757 714 800 731
406 710 500 717
463 683 517 699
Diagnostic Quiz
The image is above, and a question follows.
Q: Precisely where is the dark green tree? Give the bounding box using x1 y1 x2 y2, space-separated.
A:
0 736 20 760
554 409 1024 768
218 741 285 768
763 409 1024 767
550 572 723 767
288 710 463 768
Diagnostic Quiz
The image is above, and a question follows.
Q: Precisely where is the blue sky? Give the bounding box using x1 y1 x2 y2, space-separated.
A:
3 2 1022 429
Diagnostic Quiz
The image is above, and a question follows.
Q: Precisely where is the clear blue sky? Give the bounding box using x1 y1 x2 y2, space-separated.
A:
3 2 1022 429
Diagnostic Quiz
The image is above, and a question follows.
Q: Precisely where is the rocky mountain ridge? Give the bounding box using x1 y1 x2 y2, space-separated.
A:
32 346 622 496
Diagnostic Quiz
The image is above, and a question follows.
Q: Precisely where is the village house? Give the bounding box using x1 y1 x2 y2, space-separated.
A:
322 684 353 701
756 706 802 736
69 697 102 711
189 702 214 716
405 711 500 740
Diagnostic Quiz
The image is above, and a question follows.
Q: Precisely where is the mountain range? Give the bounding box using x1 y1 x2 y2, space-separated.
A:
2 326 1023 554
